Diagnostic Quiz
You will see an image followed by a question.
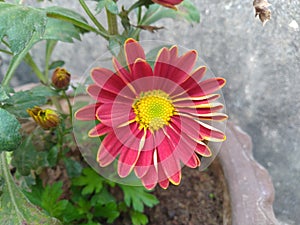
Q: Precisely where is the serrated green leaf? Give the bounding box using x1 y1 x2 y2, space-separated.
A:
25 181 68 219
96 0 119 14
0 108 21 152
72 167 104 195
0 152 62 225
11 135 49 176
94 202 120 223
0 3 46 54
130 211 148 225
91 187 115 206
3 85 57 118
120 185 159 212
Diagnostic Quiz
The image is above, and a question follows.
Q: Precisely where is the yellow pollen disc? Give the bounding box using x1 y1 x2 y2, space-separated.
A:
133 90 175 132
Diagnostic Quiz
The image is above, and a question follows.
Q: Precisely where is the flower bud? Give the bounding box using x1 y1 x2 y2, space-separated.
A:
51 68 71 90
151 0 183 9
27 106 60 130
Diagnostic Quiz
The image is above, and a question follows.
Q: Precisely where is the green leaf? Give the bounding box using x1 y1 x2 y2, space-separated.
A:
120 185 159 212
2 85 57 118
43 18 81 42
130 211 148 225
25 181 68 219
45 6 90 33
96 0 119 14
94 202 120 223
0 86 9 102
0 152 62 225
0 3 86 86
140 0 200 26
0 108 21 152
64 157 82 178
90 188 116 206
176 0 200 23
72 167 104 195
49 60 65 70
11 135 49 176
0 3 46 54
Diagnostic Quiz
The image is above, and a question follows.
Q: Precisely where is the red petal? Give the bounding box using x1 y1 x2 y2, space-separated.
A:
96 103 133 127
176 50 197 76
141 166 158 190
134 149 154 178
75 103 101 121
169 170 181 185
186 153 201 168
195 142 212 157
125 38 145 72
187 77 226 97
159 179 170 189
97 133 122 167
88 123 112 137
91 67 134 98
112 57 132 83
118 147 140 178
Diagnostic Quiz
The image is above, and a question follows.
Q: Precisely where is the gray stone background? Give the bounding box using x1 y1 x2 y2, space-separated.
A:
0 0 299 224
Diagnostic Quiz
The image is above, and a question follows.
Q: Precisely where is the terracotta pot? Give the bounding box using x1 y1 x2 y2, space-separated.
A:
217 122 279 225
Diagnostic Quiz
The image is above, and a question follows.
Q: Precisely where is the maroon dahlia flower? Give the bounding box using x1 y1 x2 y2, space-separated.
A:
75 38 227 189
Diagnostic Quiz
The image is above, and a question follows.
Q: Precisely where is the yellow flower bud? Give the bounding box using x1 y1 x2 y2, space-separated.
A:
27 106 60 129
51 68 71 90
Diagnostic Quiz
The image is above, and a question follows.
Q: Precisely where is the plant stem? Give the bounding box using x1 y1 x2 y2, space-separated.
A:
51 96 63 113
23 53 48 84
106 8 119 35
62 90 73 124
0 49 12 55
78 0 109 38
45 40 57 81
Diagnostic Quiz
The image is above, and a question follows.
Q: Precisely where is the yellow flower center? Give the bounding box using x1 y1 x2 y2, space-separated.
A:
133 90 175 132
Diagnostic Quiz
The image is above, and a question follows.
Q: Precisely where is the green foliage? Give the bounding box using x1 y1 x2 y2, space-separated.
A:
0 153 62 225
0 3 88 86
49 60 65 70
140 0 200 26
43 18 81 43
2 85 57 118
25 181 68 219
120 185 159 212
0 108 21 152
63 157 83 178
72 167 106 195
0 3 46 54
130 210 149 225
95 0 119 14
11 135 49 176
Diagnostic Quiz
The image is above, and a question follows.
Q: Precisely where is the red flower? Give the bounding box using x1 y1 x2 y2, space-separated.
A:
75 38 227 189
152 0 183 9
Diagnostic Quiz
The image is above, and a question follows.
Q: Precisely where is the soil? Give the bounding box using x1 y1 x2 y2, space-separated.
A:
112 158 231 225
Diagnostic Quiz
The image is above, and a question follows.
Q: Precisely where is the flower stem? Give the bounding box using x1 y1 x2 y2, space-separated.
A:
0 49 12 55
62 90 73 124
44 40 57 82
78 0 108 38
106 8 119 35
23 53 48 84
